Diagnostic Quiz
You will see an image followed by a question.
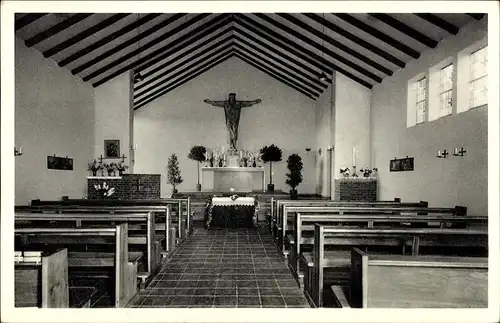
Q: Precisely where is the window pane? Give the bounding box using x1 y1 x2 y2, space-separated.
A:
416 101 426 123
470 75 488 108
416 77 426 102
440 90 452 116
470 47 488 81
440 64 453 92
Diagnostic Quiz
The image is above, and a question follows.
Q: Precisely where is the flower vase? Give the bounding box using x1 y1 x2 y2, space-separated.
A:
253 161 256 167
92 170 97 176
119 170 123 176
107 170 113 176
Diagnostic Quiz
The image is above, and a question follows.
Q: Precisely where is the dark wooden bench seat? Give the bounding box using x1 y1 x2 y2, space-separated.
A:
309 225 488 307
15 224 137 307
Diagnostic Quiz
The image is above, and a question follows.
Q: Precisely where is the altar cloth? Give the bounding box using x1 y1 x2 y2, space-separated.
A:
212 196 255 206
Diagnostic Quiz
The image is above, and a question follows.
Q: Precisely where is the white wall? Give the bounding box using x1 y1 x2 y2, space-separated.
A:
371 18 488 215
134 56 317 197
333 72 372 178
15 37 95 205
314 80 335 197
94 71 132 169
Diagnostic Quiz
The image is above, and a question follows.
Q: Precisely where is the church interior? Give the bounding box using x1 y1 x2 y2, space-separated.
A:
3 2 499 320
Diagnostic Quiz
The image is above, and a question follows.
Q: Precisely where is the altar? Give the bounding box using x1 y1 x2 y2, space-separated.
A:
201 167 265 192
205 196 257 229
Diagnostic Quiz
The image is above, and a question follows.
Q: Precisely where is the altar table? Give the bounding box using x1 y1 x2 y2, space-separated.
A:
205 197 256 229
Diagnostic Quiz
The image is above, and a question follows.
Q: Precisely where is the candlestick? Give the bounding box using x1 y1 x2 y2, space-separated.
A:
352 147 356 167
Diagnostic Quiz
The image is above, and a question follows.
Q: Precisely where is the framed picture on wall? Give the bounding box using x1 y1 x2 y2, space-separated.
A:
401 157 414 171
389 159 401 172
105 140 120 158
47 155 73 170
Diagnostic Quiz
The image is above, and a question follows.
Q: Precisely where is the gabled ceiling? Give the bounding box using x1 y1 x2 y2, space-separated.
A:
15 12 485 110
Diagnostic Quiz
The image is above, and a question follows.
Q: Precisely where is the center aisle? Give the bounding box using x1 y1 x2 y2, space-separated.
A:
128 225 310 308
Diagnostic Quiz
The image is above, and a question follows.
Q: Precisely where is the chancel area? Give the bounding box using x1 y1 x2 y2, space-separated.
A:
8 7 494 312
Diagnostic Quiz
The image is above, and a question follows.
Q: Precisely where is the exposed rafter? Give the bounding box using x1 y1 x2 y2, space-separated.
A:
368 13 438 48
466 13 486 20
333 13 420 59
43 14 131 58
25 14 93 47
414 13 459 35
15 13 48 30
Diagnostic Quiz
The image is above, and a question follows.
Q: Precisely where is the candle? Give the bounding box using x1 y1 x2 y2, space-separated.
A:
19 146 22 154
454 147 458 155
437 150 441 157
352 147 356 167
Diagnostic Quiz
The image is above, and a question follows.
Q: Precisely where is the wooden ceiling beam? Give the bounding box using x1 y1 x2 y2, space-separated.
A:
303 13 405 68
233 52 316 100
25 13 92 47
368 13 438 48
256 13 382 82
93 15 230 87
280 13 397 73
233 42 323 94
134 49 234 106
134 53 234 110
58 13 161 67
134 36 233 95
75 13 190 76
15 13 48 30
333 13 420 59
43 14 131 58
466 13 486 20
232 27 328 88
414 13 459 35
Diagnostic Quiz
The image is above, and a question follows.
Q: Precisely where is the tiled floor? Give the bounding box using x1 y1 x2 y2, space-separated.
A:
128 225 310 308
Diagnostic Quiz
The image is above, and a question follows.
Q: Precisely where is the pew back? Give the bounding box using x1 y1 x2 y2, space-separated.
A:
349 248 488 308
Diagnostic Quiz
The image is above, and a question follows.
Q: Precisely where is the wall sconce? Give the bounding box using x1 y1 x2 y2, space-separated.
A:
14 146 23 156
436 149 449 158
453 147 467 157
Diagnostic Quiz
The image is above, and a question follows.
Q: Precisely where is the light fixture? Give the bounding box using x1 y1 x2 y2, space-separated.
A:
436 149 449 158
453 147 467 157
318 13 328 82
14 146 23 156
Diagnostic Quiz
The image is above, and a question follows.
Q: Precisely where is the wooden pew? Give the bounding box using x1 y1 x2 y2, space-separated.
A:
15 223 137 308
21 205 176 255
311 225 488 307
15 248 69 308
344 248 488 308
30 197 192 239
290 212 488 287
16 210 161 287
279 204 463 256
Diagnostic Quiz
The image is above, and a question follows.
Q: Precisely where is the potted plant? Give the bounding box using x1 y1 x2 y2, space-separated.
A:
285 153 303 200
188 145 206 191
260 144 282 192
167 153 183 194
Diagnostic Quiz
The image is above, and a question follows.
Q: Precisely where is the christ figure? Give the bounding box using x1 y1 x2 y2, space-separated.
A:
203 93 261 151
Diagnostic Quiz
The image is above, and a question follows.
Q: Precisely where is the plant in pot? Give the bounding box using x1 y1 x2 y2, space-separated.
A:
260 144 282 192
187 145 206 191
167 153 183 194
285 153 303 200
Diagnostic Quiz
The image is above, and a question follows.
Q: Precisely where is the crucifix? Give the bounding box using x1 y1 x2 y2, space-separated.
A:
121 154 127 163
203 93 261 151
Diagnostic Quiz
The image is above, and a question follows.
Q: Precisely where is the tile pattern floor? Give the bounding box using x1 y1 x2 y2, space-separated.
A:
128 225 310 308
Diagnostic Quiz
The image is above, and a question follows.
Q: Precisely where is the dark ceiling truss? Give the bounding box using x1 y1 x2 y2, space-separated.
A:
333 13 420 59
25 14 93 48
233 43 323 95
93 14 232 87
15 13 48 30
76 13 190 77
15 12 481 109
43 13 132 58
414 13 459 35
467 13 486 20
134 31 233 92
278 13 398 73
232 34 327 91
58 13 162 67
135 36 233 97
233 49 318 99
367 13 438 48
303 13 404 68
255 13 383 82
134 51 235 110
135 45 234 104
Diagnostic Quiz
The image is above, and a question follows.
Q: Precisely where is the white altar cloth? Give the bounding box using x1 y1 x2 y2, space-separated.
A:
212 197 255 206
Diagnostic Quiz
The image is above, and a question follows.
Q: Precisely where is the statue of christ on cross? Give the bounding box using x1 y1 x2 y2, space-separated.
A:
203 93 261 151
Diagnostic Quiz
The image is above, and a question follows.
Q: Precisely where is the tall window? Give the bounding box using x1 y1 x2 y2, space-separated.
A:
416 77 427 123
469 46 488 108
439 64 453 117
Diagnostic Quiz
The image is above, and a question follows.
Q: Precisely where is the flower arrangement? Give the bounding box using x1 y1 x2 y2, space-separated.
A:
103 162 117 176
359 167 372 177
94 182 115 198
340 167 350 177
229 187 239 201
88 159 103 176
115 162 128 175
